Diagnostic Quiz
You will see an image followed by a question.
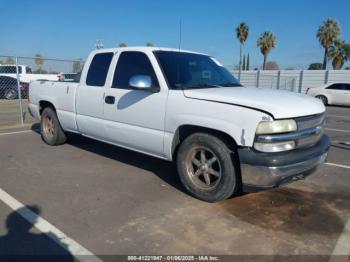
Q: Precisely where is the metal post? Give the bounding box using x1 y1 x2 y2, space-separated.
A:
256 70 260 88
325 70 329 84
298 70 304 93
15 56 24 125
292 79 296 92
276 70 281 89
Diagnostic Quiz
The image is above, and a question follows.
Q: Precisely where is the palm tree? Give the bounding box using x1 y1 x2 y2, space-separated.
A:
146 42 154 47
235 22 249 79
118 43 127 47
344 43 350 57
35 54 44 73
257 31 276 70
242 55 246 71
246 53 250 71
316 19 341 69
328 40 349 69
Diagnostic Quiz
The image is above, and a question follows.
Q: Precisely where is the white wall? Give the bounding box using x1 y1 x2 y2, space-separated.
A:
232 70 350 93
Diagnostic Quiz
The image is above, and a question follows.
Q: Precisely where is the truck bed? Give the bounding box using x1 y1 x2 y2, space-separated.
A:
29 80 79 132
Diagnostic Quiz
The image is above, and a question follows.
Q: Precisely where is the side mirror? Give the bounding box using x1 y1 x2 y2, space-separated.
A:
128 75 158 92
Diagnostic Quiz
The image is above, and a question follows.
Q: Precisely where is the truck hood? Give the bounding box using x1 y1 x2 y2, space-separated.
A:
183 86 325 119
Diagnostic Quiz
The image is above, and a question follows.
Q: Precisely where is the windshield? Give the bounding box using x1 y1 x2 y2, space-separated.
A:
154 51 241 90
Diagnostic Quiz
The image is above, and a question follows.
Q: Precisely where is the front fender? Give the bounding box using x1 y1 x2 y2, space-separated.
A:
170 114 249 146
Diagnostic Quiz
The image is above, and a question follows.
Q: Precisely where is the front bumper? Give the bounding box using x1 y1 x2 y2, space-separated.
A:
238 134 330 191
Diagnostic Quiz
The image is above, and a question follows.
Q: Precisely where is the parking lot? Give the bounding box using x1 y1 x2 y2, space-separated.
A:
0 100 36 130
0 106 349 261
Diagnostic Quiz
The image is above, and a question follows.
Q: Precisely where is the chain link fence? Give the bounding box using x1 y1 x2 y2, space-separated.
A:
0 55 349 129
0 55 83 128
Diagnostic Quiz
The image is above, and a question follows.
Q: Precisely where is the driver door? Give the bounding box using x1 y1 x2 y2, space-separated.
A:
103 51 168 157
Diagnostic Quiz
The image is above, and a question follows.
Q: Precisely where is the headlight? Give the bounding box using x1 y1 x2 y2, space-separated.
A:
254 141 295 153
256 120 297 134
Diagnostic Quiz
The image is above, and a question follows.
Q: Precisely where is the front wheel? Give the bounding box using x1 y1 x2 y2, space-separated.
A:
176 133 240 202
41 107 67 145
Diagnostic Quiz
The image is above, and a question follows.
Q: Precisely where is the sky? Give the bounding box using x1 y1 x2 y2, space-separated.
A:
1 0 350 69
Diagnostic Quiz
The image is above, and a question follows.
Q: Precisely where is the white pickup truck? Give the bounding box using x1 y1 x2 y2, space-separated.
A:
29 47 330 202
0 64 59 83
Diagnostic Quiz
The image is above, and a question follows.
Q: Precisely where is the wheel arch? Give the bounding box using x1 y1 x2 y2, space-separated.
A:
171 125 239 161
39 100 56 115
315 93 331 105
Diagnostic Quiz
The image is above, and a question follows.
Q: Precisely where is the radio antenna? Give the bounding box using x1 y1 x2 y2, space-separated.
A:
178 18 182 51
176 18 182 89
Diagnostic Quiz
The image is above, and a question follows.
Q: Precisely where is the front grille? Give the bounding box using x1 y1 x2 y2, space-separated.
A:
295 113 325 148
296 113 325 130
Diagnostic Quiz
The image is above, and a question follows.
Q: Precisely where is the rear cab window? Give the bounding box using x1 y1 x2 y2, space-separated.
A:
26 67 32 74
86 52 114 86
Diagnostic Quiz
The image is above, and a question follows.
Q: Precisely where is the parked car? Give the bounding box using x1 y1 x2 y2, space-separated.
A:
0 76 26 99
306 82 350 106
58 73 81 82
28 47 330 202
0 64 59 84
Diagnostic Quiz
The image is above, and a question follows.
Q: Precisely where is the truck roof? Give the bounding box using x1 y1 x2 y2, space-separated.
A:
0 64 26 67
91 46 207 56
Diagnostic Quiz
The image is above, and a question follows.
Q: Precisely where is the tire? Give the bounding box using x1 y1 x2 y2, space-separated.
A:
4 89 18 100
316 95 328 105
176 133 240 202
40 107 67 145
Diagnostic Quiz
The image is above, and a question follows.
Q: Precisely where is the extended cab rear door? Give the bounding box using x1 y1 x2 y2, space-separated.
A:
76 52 114 139
102 51 168 157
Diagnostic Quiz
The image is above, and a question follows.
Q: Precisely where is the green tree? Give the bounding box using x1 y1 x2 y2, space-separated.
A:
246 53 250 70
235 22 249 78
328 40 349 69
344 43 350 58
257 31 276 70
316 19 341 69
5 57 15 65
33 68 48 74
242 55 246 71
35 54 44 73
308 63 323 70
146 42 154 47
265 61 279 70
118 42 127 47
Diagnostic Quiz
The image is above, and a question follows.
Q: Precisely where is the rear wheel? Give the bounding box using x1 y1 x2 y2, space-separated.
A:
316 95 328 105
4 89 18 100
176 133 240 202
41 107 67 145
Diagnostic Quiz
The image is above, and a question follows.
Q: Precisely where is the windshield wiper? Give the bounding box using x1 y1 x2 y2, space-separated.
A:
218 82 243 87
184 84 221 89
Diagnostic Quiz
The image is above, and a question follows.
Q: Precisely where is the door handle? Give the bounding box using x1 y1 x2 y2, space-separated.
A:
105 96 115 104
